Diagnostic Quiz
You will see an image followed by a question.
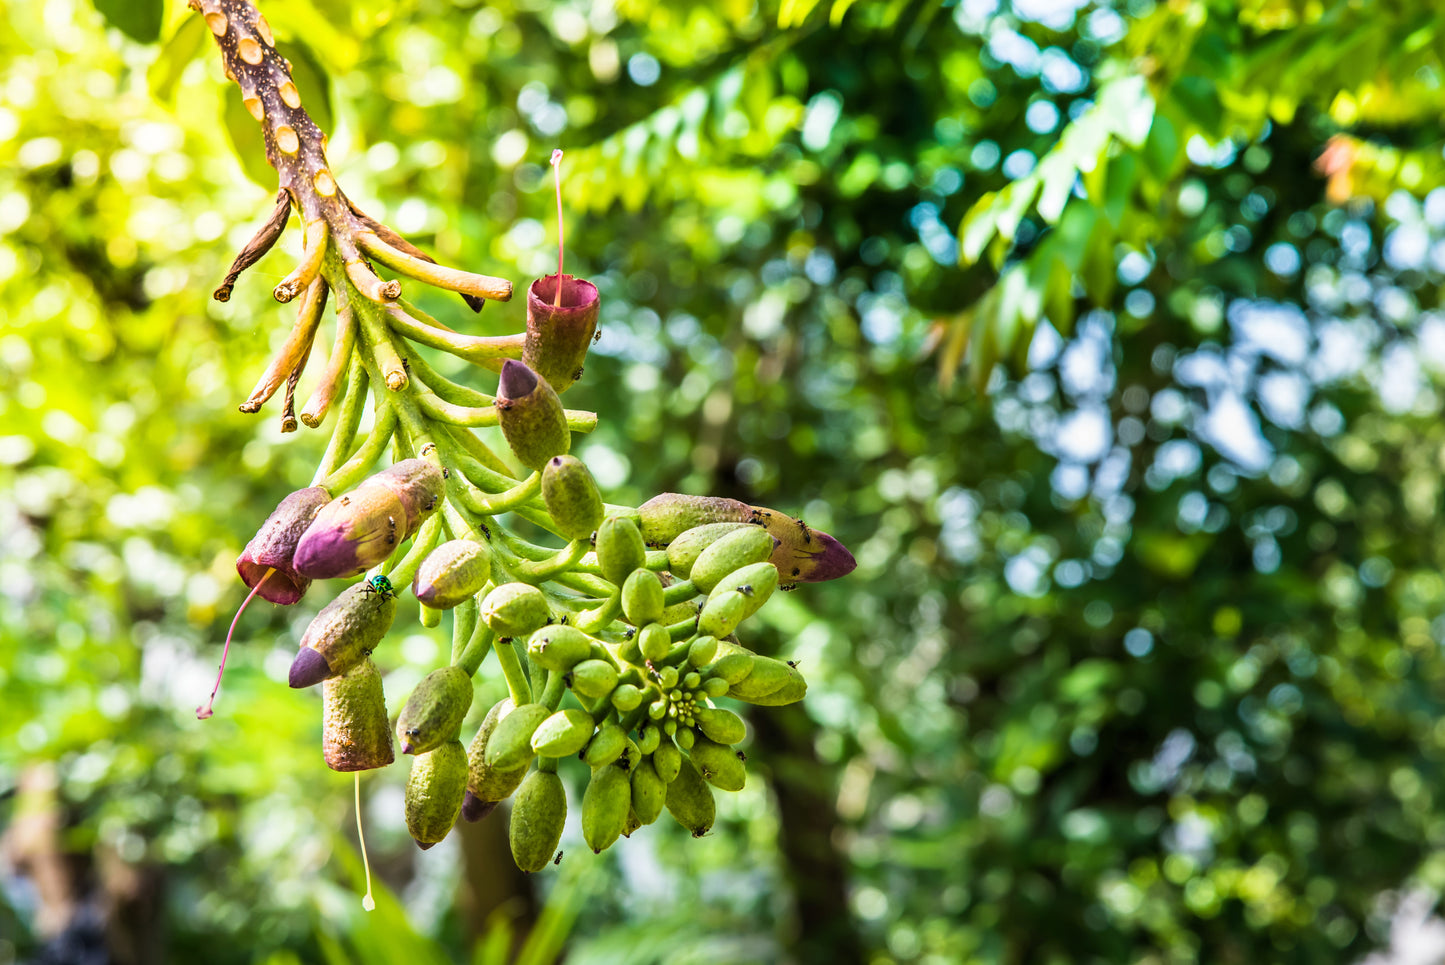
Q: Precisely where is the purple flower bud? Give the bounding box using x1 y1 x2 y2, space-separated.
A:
522 274 599 395
236 486 330 605
289 581 397 687
496 360 570 472
293 486 407 580
359 458 445 540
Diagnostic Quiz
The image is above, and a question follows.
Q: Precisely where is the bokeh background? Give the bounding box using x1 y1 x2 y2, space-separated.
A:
5 0 1445 962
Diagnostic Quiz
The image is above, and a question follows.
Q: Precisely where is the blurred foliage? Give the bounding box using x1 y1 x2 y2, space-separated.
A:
5 0 1445 963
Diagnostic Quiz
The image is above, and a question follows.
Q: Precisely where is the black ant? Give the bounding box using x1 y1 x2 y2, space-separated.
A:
554 850 563 865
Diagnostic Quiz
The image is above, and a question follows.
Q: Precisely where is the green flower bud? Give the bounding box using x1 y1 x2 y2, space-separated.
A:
610 683 645 712
729 655 806 705
509 769 567 872
708 648 756 686
693 707 746 746
630 758 666 825
569 659 619 699
658 665 679 690
526 624 593 671
361 458 445 540
464 699 529 820
637 493 753 547
291 581 397 688
621 569 665 627
396 666 474 755
581 764 631 853
623 809 643 839
480 582 553 638
690 526 776 594
595 516 646 587
702 676 729 698
648 698 668 721
683 671 701 690
294 485 408 580
664 758 716 837
707 561 779 622
405 740 467 849
523 274 599 395
688 635 719 668
663 522 755 580
675 727 695 750
744 667 808 706
420 603 441 628
638 623 671 664
496 360 571 471
689 736 746 792
530 708 595 757
584 722 627 768
653 739 682 784
484 702 553 770
412 539 491 609
637 724 662 755
697 589 750 638
540 455 604 540
322 657 394 772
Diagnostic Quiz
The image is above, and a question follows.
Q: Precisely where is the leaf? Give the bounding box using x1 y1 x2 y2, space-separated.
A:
92 0 163 43
1034 152 1079 224
992 177 1043 246
937 311 973 392
779 0 825 28
1170 75 1223 135
958 190 999 267
147 15 207 106
1103 151 1137 228
1142 113 1179 180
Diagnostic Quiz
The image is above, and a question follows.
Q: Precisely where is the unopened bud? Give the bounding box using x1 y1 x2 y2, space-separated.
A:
652 739 682 784
526 624 593 671
496 360 570 471
464 699 528 819
360 458 445 539
689 736 745 791
690 528 776 594
595 516 646 587
293 487 407 580
541 454 604 540
530 708 595 757
396 666 473 755
405 740 468 849
583 722 627 769
630 758 666 825
749 505 857 584
569 659 618 700
510 769 567 872
664 758 715 836
693 706 746 746
622 569 665 626
637 493 753 547
322 657 394 771
480 582 553 638
484 702 552 770
413 539 492 609
581 763 631 853
237 486 330 605
290 581 396 687
663 522 755 581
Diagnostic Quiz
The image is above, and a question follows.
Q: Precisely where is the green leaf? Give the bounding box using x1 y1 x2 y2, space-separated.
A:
147 15 207 106
1103 151 1137 228
1170 75 1223 135
92 0 163 43
1142 113 1180 180
958 190 999 266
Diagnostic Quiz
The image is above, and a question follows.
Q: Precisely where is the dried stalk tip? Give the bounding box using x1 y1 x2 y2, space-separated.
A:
214 190 291 302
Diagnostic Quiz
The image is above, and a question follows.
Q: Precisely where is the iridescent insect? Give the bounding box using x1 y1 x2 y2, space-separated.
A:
362 574 397 601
